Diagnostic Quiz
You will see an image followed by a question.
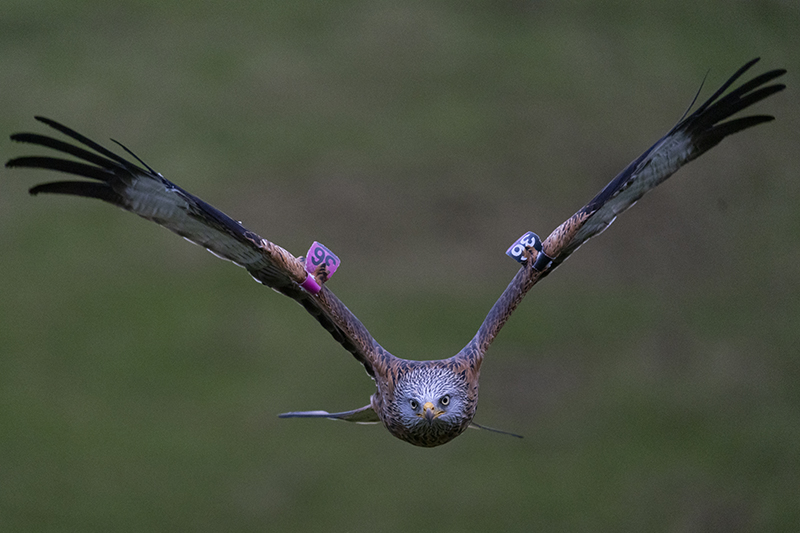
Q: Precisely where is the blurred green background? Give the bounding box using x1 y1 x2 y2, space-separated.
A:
1 1 798 531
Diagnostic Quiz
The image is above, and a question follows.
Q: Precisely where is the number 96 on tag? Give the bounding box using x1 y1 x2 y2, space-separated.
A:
505 231 542 264
305 241 340 277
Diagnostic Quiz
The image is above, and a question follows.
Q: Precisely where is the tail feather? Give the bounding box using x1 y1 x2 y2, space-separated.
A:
278 404 380 424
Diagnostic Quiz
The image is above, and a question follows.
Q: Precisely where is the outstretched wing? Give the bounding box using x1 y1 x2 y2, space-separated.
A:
460 58 785 362
6 117 386 378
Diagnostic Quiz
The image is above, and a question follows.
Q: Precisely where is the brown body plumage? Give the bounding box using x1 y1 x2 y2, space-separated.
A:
6 59 785 447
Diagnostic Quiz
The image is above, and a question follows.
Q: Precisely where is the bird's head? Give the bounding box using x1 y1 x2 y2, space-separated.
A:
386 364 476 447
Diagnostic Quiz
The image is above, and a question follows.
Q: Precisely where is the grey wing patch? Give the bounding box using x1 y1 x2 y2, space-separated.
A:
278 404 380 424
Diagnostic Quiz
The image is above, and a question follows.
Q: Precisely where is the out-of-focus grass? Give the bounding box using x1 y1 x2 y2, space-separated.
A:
1 1 798 531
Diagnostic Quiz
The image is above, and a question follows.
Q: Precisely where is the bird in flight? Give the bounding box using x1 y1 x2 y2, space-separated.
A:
7 58 785 447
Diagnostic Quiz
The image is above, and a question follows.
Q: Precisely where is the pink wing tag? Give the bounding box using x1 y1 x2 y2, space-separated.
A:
305 241 340 277
300 241 340 294
505 231 542 264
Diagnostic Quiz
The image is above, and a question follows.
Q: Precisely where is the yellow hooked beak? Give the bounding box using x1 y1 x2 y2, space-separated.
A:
420 401 444 423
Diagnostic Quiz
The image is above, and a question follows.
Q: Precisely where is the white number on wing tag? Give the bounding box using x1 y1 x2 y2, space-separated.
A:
505 231 542 264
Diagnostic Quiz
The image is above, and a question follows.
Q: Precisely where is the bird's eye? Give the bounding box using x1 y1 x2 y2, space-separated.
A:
440 395 450 406
409 399 418 410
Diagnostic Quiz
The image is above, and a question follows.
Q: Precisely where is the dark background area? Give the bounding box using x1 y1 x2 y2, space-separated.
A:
1 1 798 531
